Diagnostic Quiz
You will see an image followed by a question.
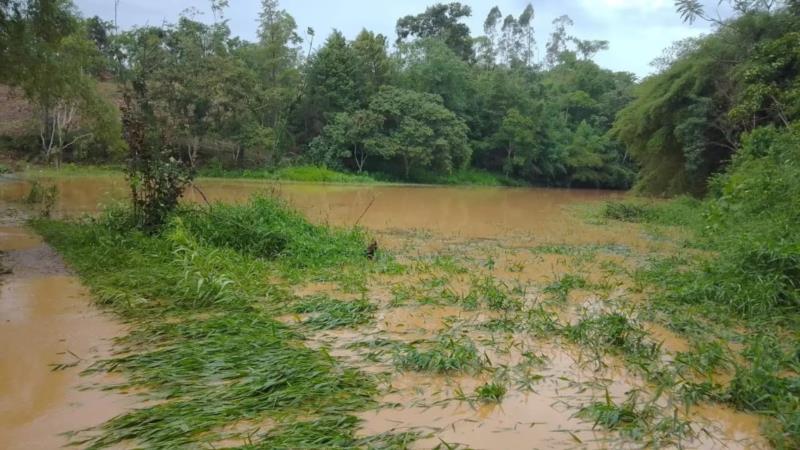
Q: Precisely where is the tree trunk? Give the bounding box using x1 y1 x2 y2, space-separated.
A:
354 144 366 173
504 146 514 176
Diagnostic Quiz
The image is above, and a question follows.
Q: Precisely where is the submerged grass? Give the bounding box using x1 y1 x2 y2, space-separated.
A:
576 390 693 446
30 195 401 448
293 295 377 330
394 333 488 374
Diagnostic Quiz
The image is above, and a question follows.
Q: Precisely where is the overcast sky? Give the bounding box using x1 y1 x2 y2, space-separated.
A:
74 0 717 78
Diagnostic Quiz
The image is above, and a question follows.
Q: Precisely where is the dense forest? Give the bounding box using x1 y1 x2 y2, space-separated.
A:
2 0 636 188
0 0 799 193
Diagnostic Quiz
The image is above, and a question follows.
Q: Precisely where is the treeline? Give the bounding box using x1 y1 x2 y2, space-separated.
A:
0 0 635 188
3 1 798 193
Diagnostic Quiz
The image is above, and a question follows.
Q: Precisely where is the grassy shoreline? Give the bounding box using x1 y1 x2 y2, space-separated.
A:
16 163 527 187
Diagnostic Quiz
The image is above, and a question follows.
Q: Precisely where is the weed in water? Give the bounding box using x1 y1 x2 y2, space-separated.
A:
468 276 522 311
543 273 588 302
394 333 488 374
25 180 58 217
567 313 661 364
475 381 507 403
576 390 693 446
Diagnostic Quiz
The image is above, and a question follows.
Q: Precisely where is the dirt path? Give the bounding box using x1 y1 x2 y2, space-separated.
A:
0 205 131 449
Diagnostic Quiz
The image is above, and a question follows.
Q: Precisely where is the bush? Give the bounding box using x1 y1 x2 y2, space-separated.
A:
662 125 800 317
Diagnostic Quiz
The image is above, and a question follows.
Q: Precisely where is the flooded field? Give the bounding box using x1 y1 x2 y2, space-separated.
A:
0 176 769 449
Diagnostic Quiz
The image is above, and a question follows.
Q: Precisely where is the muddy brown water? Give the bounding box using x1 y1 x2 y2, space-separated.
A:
0 223 132 449
0 176 626 239
0 176 768 449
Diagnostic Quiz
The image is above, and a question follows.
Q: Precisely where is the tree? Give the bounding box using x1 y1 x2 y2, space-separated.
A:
729 31 800 127
483 6 502 65
243 0 302 157
396 3 474 62
352 29 392 98
309 110 382 172
675 0 788 24
493 108 538 176
564 121 633 188
303 31 365 136
518 4 536 66
399 38 474 118
312 86 471 179
1 0 123 166
545 15 573 68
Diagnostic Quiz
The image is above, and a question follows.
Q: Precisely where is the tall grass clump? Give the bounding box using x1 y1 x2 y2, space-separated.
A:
178 196 369 270
602 196 702 227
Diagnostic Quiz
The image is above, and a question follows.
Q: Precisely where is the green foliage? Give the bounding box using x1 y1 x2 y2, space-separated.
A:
628 124 800 447
614 10 800 195
273 165 375 183
312 86 471 180
643 125 800 318
178 196 368 269
394 333 488 374
293 295 377 330
198 165 377 183
475 381 507 402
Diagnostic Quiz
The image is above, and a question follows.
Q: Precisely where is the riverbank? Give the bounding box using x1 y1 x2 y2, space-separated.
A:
11 163 528 188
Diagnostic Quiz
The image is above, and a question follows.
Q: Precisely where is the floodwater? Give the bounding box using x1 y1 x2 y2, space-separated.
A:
0 223 131 449
0 176 628 239
0 176 768 449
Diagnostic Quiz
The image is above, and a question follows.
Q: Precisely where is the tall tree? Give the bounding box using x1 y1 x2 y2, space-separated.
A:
518 4 536 66
352 29 392 99
396 3 474 62
303 31 365 137
545 15 573 68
